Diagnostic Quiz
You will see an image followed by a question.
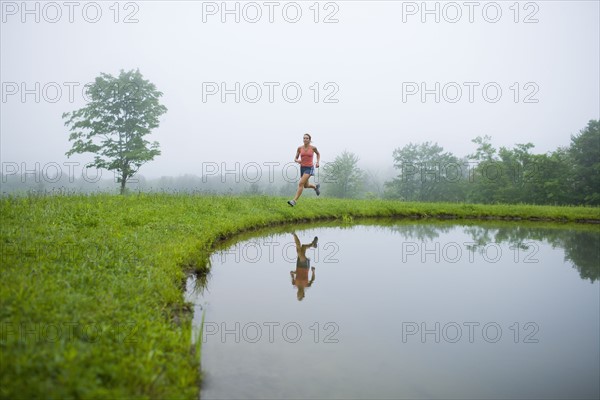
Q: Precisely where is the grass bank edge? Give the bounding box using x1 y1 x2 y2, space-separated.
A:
179 197 600 270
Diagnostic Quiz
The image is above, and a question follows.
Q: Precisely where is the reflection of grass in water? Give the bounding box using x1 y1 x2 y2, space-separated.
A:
191 269 211 296
342 214 354 224
185 260 212 297
197 308 206 359
192 307 206 379
1 193 598 399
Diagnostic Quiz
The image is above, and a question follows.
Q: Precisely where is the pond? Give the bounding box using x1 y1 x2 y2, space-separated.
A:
186 220 600 400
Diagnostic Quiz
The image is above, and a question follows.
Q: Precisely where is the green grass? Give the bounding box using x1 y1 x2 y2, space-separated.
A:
1 194 599 399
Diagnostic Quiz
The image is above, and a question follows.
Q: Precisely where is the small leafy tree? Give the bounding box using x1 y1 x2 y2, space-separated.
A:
465 135 499 203
385 142 463 201
322 150 364 198
64 69 167 194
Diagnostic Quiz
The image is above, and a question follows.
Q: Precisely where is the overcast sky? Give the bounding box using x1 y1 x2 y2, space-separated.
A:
1 0 599 179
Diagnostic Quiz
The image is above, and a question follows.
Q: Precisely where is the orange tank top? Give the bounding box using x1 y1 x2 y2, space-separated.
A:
300 146 314 167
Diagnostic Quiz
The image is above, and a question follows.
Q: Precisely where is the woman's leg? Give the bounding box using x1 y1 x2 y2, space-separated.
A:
293 173 311 201
304 172 319 195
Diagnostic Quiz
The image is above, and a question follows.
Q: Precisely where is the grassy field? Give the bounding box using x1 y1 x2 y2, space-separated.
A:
1 194 599 399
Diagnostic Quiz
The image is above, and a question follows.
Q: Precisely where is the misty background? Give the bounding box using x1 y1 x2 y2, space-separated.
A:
1 1 599 195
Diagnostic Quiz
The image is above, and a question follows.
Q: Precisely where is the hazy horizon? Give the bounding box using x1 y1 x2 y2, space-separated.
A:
2 1 599 181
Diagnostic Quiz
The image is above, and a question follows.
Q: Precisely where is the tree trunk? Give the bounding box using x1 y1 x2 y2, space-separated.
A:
120 173 127 195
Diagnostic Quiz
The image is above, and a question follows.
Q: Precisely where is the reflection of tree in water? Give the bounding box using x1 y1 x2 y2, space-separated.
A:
388 224 453 241
463 225 599 283
463 226 497 247
386 222 598 282
562 231 600 283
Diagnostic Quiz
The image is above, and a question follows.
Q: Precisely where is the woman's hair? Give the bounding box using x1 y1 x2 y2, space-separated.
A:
304 133 312 141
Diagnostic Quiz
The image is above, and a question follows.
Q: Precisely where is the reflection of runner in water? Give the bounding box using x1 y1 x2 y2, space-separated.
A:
290 232 318 301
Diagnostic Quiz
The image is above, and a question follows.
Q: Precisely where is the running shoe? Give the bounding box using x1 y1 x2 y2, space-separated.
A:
315 184 321 196
287 200 296 207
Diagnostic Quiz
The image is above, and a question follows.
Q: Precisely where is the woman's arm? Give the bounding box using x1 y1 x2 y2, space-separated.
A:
294 147 301 164
313 146 320 168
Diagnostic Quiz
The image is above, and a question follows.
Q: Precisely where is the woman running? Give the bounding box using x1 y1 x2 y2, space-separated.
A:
288 133 320 207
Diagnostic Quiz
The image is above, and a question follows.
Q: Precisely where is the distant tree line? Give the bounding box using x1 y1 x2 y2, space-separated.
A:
323 119 599 206
2 120 598 206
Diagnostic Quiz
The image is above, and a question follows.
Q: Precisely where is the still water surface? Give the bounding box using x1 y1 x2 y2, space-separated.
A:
186 221 599 399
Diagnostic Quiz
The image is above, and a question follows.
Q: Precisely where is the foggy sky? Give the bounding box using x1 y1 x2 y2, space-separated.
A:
1 1 599 180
